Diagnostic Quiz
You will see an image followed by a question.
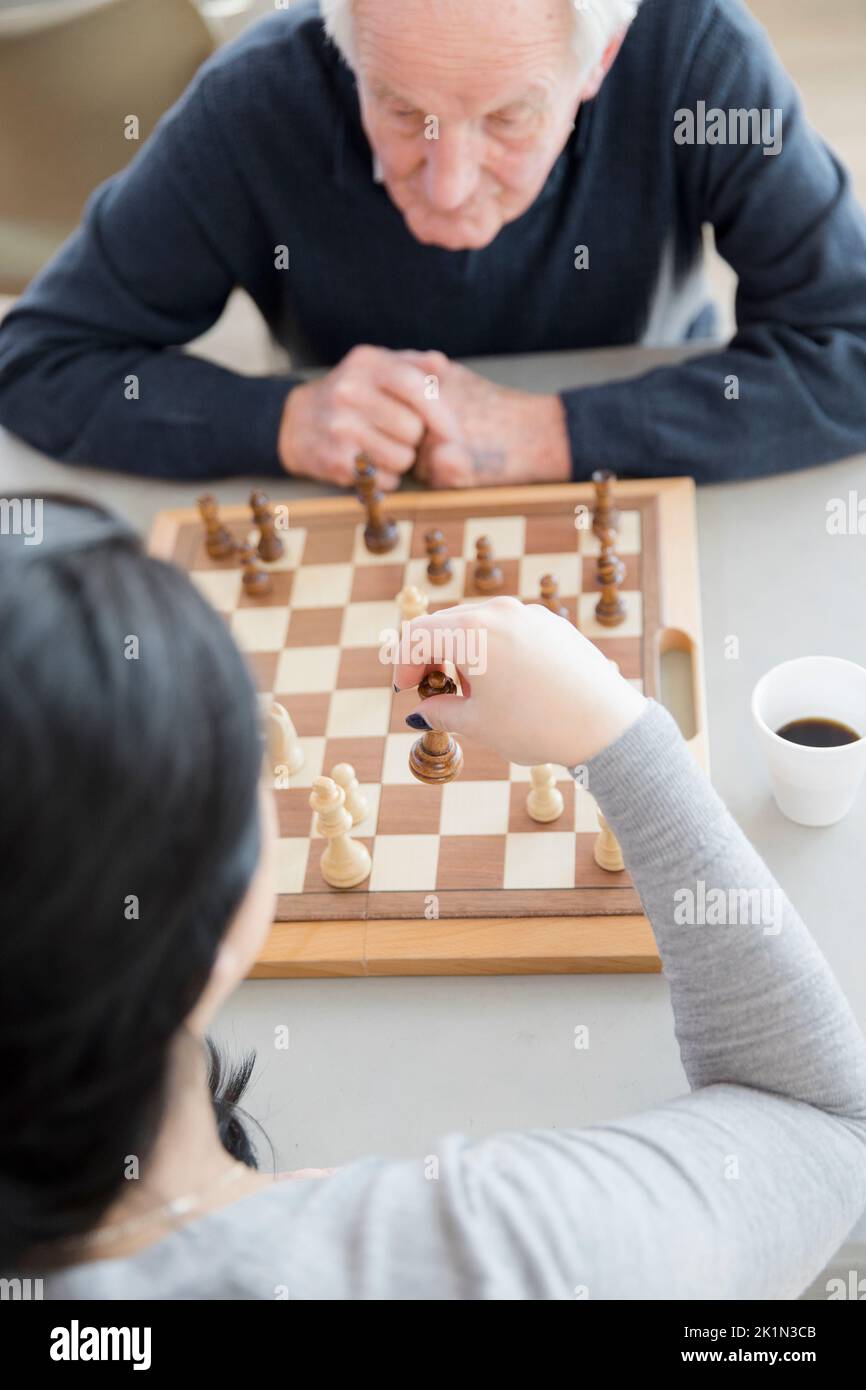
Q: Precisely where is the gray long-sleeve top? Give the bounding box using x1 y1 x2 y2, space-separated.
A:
45 701 866 1299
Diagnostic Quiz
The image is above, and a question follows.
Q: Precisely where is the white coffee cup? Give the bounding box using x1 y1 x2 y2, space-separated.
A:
751 657 866 826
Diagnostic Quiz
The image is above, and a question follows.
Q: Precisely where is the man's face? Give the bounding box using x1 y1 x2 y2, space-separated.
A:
354 0 585 251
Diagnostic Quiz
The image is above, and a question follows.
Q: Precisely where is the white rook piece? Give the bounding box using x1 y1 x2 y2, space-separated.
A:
331 762 369 826
396 583 429 622
266 701 304 775
593 809 624 872
310 776 371 889
526 765 564 823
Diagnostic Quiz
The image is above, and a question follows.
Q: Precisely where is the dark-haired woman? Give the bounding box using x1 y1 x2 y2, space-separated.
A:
3 497 865 1300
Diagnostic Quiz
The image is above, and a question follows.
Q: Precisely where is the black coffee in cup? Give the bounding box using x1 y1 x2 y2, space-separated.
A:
775 717 861 747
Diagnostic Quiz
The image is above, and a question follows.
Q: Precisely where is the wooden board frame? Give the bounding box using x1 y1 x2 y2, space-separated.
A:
150 478 707 977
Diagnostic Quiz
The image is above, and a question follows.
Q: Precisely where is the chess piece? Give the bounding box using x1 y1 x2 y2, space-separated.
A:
593 810 624 872
396 584 429 622
198 495 234 560
425 529 453 586
310 777 372 889
592 468 620 540
238 542 273 596
538 573 569 620
331 762 369 826
266 701 304 776
408 670 463 784
594 529 626 627
473 535 503 593
355 456 399 554
526 765 564 823
250 489 284 563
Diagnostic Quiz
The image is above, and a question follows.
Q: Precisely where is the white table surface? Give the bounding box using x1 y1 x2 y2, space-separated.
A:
3 340 864 1267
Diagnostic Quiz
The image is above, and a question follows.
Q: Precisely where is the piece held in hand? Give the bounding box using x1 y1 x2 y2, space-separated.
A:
331 762 369 826
593 810 624 872
592 468 620 540
397 583 429 622
473 535 503 593
538 573 568 620
198 495 234 560
425 528 453 586
594 529 627 627
266 701 304 775
238 542 273 596
526 765 564 823
250 489 284 563
409 670 463 784
355 455 399 554
310 776 372 889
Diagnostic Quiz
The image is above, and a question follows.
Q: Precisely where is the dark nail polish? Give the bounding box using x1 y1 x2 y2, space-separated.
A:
405 713 432 732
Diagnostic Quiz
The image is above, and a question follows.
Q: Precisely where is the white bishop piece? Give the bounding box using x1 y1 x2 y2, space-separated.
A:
526 765 564 823
396 584 429 622
266 701 304 775
331 762 369 826
310 776 371 889
593 810 624 872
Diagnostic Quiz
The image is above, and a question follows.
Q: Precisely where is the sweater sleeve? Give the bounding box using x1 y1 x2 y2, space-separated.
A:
561 0 866 484
0 70 294 481
312 701 866 1300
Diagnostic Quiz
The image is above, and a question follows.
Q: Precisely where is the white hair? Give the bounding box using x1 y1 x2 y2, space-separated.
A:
319 0 643 84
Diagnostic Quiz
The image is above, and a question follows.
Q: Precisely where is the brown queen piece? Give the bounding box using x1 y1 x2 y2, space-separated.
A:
408 670 463 784
591 469 621 540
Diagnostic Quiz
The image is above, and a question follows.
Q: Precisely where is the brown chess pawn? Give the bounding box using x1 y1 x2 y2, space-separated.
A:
355 456 399 554
238 542 273 597
473 535 503 593
538 573 569 620
408 670 463 784
250 489 284 563
198 495 234 560
594 530 627 627
592 469 620 540
425 529 453 586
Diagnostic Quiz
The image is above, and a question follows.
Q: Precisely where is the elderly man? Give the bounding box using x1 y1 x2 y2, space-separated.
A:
1 0 865 488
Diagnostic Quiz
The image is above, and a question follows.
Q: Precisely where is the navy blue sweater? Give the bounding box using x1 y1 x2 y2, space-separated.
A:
2 0 866 483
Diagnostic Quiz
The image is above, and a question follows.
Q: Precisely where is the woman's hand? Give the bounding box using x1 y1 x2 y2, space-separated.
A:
394 597 647 769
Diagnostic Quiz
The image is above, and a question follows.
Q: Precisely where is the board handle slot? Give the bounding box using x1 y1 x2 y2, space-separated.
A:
658 627 707 767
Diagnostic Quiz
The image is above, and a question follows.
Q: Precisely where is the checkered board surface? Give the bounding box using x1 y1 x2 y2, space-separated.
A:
157 490 662 926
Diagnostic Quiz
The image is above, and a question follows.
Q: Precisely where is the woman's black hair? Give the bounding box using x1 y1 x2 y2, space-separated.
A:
0 494 265 1271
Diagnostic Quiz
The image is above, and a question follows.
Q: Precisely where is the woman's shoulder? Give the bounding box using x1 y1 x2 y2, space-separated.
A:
42 1167 365 1302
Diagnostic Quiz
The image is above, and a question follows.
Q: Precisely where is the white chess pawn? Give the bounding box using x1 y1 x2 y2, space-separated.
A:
266 701 304 775
309 777 371 889
331 762 369 826
396 584 429 622
526 765 564 823
593 810 624 872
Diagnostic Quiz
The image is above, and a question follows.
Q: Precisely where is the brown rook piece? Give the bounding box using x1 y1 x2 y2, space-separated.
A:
473 535 503 593
594 529 627 627
408 670 463 784
355 456 399 554
250 489 284 563
539 573 569 619
198 494 234 560
238 542 273 597
592 469 620 540
425 528 453 586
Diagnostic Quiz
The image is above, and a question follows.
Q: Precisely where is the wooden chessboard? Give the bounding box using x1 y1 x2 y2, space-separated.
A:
149 480 707 977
